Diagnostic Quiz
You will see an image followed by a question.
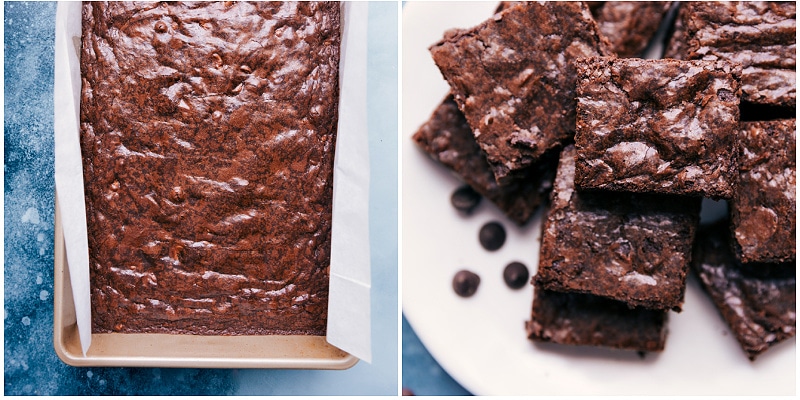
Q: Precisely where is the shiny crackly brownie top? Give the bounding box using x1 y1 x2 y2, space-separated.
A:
667 1 796 107
429 2 613 185
80 2 340 335
691 221 796 360
574 57 741 199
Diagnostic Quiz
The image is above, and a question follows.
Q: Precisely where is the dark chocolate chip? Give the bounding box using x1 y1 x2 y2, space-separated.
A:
503 261 529 289
479 221 506 251
452 270 480 297
451 185 481 213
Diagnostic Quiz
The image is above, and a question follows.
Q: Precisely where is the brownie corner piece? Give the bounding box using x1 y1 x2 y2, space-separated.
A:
536 145 700 311
411 95 557 225
526 283 669 352
574 56 741 199
692 220 796 360
731 119 796 264
429 2 612 185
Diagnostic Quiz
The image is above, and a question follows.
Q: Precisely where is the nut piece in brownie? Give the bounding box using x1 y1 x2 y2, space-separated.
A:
412 95 558 225
691 221 796 361
594 1 672 58
665 1 796 107
81 2 339 336
574 57 742 199
526 283 669 352
536 145 701 311
429 2 613 185
731 119 796 264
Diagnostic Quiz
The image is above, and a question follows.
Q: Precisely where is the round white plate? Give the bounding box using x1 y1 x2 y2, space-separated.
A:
401 2 796 396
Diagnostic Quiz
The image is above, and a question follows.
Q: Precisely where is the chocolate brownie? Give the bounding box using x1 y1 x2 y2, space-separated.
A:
595 1 671 58
80 2 340 335
536 146 701 311
691 221 796 361
574 57 742 199
731 119 796 264
412 95 558 225
665 1 796 107
429 2 613 185
526 283 669 352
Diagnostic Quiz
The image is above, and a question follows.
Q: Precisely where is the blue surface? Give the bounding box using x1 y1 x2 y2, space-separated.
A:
402 316 471 396
4 2 397 395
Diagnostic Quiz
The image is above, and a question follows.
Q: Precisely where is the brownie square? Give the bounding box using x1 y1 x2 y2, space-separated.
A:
665 1 796 107
731 119 796 264
692 221 796 361
574 57 741 199
526 283 669 352
412 95 558 225
536 145 701 311
595 1 671 57
429 2 612 185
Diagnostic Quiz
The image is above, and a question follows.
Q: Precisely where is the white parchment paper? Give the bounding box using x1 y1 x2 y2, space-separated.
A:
54 1 371 362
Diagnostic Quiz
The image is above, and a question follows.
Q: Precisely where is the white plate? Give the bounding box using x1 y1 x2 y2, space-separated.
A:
401 2 796 396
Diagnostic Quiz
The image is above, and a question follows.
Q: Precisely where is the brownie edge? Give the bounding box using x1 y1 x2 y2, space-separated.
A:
527 283 669 352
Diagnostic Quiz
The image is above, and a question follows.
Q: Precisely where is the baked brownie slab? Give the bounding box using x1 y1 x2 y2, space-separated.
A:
412 95 558 225
536 145 701 311
692 221 796 361
666 1 796 107
81 2 339 335
574 57 741 199
731 119 796 264
526 283 669 352
595 1 671 58
429 2 612 185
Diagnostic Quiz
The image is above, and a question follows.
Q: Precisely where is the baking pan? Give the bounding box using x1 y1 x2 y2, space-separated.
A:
53 196 358 369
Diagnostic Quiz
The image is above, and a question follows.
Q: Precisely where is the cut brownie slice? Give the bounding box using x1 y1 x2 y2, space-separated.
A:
536 145 701 311
666 1 796 107
526 283 669 352
574 57 741 199
691 221 796 361
429 2 613 185
595 1 671 58
731 119 796 264
412 95 558 225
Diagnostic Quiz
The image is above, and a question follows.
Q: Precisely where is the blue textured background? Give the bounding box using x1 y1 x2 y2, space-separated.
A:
4 2 397 395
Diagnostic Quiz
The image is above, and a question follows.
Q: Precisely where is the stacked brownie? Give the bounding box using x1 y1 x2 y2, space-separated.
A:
414 2 795 358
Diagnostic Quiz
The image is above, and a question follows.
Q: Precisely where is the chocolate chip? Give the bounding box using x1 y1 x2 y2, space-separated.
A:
452 270 480 297
451 185 481 213
503 261 529 289
479 221 506 251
